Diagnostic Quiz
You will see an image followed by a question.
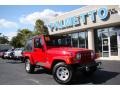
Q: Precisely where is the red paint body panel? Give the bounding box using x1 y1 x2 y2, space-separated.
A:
23 35 96 69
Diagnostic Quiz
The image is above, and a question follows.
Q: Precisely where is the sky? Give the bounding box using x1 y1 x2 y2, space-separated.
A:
0 5 84 40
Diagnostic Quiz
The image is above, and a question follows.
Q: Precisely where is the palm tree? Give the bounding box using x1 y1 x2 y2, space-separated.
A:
17 29 33 46
10 29 32 48
0 33 9 44
34 19 49 35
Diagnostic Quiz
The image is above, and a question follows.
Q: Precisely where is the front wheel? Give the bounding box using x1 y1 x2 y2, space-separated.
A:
25 59 35 73
53 62 73 84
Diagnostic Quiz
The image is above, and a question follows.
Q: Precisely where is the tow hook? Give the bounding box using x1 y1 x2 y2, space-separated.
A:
86 66 90 71
97 62 102 68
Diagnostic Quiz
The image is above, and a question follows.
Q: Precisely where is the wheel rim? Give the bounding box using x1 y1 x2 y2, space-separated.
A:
56 66 70 81
26 59 30 71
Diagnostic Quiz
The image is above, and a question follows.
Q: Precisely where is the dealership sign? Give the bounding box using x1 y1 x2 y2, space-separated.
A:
48 7 110 32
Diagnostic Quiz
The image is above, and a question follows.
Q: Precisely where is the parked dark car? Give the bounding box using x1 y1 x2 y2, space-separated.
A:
0 49 8 59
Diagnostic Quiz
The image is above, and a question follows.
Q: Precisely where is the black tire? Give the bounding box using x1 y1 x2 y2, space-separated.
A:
21 59 25 63
52 62 73 84
20 57 25 63
2 56 5 59
3 57 6 59
82 66 97 76
25 59 35 73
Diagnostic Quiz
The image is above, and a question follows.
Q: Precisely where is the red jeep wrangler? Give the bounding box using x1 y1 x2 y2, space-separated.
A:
23 35 101 84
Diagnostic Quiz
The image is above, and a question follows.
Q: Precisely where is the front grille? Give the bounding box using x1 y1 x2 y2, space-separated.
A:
80 52 92 64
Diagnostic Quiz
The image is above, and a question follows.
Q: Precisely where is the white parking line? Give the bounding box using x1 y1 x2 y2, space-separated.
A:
27 78 40 84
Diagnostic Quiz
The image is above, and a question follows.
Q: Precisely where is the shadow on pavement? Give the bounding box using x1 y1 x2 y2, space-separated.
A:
2 59 120 85
29 68 119 85
71 70 119 85
32 68 52 75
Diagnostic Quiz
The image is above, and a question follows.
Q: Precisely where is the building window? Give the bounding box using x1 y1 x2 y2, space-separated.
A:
109 27 118 56
78 31 88 48
94 29 103 57
94 27 119 57
70 30 88 48
71 33 79 47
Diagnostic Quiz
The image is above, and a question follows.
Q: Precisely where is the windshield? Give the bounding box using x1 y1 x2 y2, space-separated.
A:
45 35 71 47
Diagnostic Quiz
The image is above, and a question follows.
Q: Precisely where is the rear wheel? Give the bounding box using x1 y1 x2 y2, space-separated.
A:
25 59 35 73
53 62 73 84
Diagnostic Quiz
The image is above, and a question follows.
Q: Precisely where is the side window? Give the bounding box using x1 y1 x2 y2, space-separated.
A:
34 38 42 48
25 39 33 51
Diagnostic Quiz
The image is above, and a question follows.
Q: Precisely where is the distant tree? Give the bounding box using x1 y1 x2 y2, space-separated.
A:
17 29 33 45
10 29 32 48
10 36 22 48
0 33 9 44
33 19 49 35
10 19 49 48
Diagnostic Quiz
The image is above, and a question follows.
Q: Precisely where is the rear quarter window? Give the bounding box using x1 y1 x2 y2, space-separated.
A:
25 39 33 52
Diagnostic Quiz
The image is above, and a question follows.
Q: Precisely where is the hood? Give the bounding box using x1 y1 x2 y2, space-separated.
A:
47 47 92 54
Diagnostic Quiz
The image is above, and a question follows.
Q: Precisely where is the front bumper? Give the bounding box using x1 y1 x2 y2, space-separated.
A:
75 62 101 71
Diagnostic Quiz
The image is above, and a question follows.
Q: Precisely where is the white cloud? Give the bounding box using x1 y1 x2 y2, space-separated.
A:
5 32 17 41
19 9 63 25
0 19 18 29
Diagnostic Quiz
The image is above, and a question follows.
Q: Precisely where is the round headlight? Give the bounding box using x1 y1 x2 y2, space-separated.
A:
76 53 81 60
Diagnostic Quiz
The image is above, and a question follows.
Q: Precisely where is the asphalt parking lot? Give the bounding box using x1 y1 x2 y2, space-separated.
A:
0 58 120 85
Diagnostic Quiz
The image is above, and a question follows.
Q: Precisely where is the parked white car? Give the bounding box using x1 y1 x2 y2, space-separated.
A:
13 48 24 61
4 49 14 59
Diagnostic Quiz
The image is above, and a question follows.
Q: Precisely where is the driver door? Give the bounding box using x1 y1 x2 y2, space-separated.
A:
32 37 44 64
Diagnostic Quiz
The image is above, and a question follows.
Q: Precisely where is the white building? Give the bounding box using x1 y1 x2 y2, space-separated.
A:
47 5 120 60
